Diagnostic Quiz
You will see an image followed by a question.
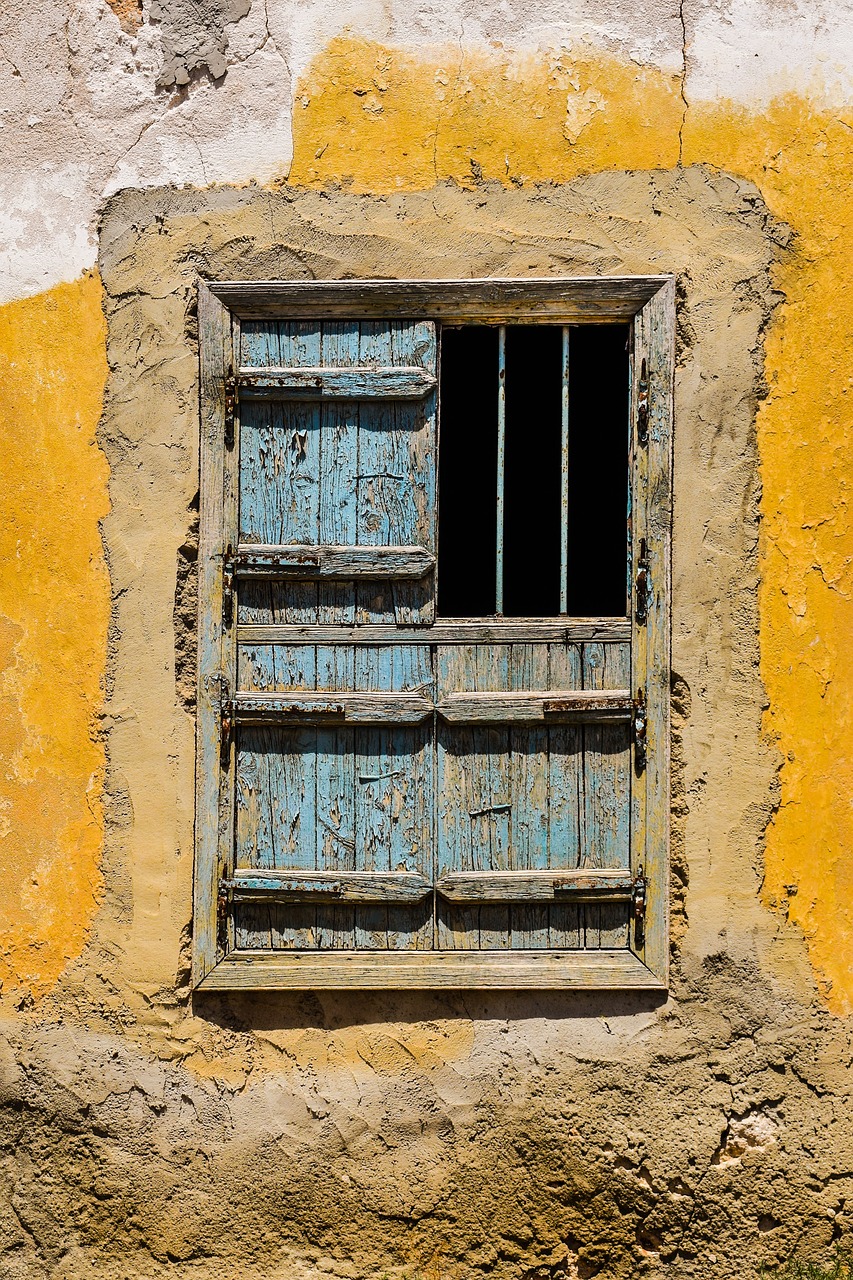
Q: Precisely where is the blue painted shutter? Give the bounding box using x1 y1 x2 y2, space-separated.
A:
233 320 436 951
226 317 632 956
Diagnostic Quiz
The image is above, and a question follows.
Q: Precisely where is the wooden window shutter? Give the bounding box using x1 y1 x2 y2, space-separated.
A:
194 279 673 991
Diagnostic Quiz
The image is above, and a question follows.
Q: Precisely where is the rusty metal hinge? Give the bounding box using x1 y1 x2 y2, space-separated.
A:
224 375 237 449
633 687 647 774
635 537 650 625
219 680 234 766
632 865 648 947
223 544 234 627
637 358 649 447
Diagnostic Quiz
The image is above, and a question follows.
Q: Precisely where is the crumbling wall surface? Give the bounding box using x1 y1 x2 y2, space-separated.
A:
0 174 849 1280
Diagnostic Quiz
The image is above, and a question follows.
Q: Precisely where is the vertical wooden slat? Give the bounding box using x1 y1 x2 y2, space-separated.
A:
475 646 511 949
496 325 506 615
318 321 359 627
560 326 570 615
631 281 674 982
387 645 433 950
582 642 631 948
510 645 549 948
390 319 437 626
194 283 234 982
354 646 391 949
315 644 355 949
436 644 478 950
547 641 583 948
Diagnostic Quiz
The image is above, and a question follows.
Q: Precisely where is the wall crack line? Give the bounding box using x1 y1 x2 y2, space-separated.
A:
678 0 689 164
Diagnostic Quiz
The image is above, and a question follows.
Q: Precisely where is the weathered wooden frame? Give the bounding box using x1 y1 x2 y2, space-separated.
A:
194 277 674 991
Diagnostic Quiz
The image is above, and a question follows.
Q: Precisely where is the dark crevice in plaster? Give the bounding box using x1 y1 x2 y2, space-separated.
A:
678 0 689 164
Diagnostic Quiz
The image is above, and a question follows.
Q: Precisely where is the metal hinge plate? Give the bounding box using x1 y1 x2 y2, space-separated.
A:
224 375 236 449
633 687 647 774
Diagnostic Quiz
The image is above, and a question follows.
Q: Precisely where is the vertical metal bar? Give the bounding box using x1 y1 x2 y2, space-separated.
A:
496 325 506 614
560 326 570 614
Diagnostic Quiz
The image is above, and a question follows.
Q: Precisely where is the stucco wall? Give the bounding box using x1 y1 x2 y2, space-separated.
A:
0 0 851 1275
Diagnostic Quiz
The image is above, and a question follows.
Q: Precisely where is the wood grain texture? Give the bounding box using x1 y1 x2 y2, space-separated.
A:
437 690 632 724
238 366 436 399
234 544 435 579
194 283 234 983
231 691 434 725
436 870 632 901
213 277 672 323
224 870 432 901
198 949 665 990
239 620 631 644
630 279 674 983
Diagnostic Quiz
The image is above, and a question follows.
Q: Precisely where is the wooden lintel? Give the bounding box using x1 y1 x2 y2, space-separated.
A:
211 277 673 323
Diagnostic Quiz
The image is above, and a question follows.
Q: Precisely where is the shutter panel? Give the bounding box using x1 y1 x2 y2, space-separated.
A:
434 639 633 950
232 320 436 951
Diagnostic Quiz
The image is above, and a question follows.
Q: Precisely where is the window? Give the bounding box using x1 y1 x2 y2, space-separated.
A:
194 278 674 990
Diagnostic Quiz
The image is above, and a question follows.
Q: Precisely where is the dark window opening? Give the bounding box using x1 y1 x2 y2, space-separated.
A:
437 322 629 618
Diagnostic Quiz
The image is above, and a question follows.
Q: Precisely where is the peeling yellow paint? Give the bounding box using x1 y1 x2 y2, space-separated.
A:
291 39 853 1011
684 101 853 1014
290 37 681 189
0 274 111 1000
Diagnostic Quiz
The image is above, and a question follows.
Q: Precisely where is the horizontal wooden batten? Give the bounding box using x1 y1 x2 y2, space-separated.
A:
223 870 432 902
230 692 433 725
233 544 435 580
238 366 436 399
197 949 665 990
435 870 634 902
213 277 672 323
436 690 633 724
237 620 631 645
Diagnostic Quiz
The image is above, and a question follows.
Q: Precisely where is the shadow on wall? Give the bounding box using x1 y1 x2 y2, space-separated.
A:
192 987 669 1032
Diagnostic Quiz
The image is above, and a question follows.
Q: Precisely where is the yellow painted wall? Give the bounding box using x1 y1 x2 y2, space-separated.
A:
0 275 111 1000
293 40 853 1013
2 38 850 1013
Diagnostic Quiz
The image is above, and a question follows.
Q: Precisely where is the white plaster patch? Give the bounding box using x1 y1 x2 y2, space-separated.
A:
687 0 853 108
104 44 293 195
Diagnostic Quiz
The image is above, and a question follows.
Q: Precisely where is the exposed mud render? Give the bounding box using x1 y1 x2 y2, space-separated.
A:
0 172 849 1279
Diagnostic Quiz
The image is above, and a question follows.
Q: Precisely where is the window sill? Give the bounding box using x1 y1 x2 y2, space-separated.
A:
195 949 665 991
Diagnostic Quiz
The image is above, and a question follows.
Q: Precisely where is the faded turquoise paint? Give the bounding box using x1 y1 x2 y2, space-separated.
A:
229 316 633 956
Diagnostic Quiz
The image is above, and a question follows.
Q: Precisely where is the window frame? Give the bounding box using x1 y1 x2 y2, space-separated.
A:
194 277 674 992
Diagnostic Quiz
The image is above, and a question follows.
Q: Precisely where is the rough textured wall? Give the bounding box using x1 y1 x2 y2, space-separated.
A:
0 0 852 1275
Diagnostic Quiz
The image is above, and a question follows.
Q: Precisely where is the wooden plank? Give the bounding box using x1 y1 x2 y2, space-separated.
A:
437 690 632 724
473 647 511 950
582 642 632 949
314 644 355 949
389 320 437 626
509 644 549 948
210 277 673 323
436 644 479 950
198 949 666 990
233 544 435 579
193 283 233 983
231 692 433 725
630 279 674 984
386 644 433 950
354 646 390 948
238 366 436 399
224 870 432 901
547 641 584 948
238 620 632 645
437 870 633 901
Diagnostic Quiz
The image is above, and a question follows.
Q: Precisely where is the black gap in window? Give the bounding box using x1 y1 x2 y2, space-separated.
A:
437 326 498 616
503 325 563 616
567 324 630 617
437 322 630 618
